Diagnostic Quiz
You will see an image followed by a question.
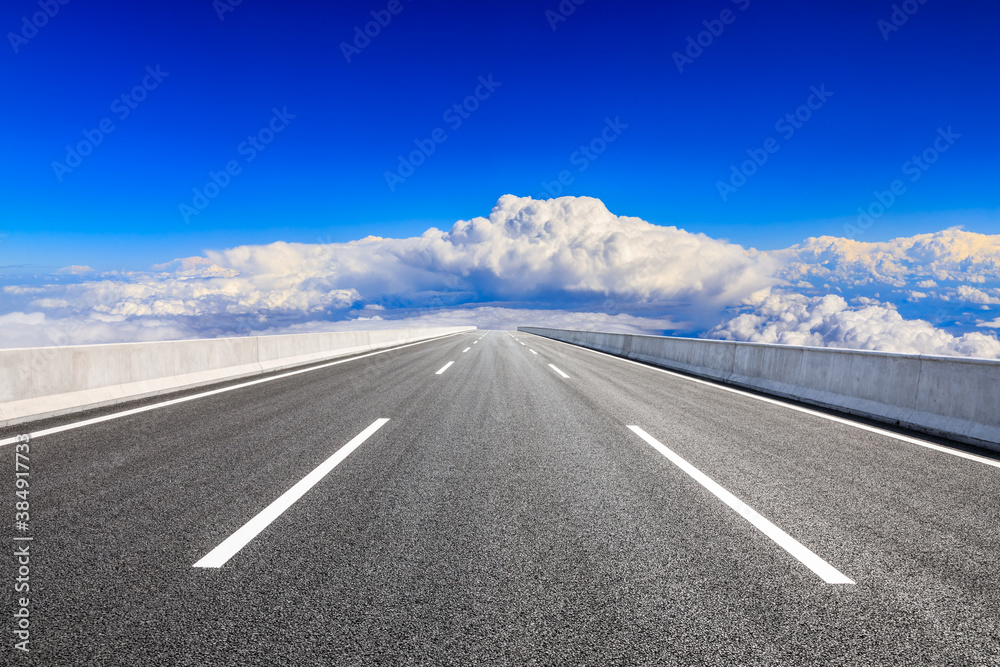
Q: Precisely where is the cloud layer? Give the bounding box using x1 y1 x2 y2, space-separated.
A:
197 195 776 313
2 195 998 358
709 292 1000 358
773 229 1000 288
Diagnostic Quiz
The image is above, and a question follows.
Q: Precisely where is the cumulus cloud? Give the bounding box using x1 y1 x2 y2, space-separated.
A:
953 285 1000 305
771 228 1000 288
709 291 1000 358
757 227 1000 353
0 195 773 344
196 195 775 313
1 196 998 358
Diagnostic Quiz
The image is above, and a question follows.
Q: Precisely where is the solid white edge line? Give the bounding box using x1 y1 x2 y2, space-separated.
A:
435 361 455 375
0 332 465 448
548 364 570 379
627 425 854 585
462 347 471 353
194 418 389 568
525 334 1000 470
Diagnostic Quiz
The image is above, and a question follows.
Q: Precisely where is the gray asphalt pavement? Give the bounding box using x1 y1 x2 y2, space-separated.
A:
4 329 1000 666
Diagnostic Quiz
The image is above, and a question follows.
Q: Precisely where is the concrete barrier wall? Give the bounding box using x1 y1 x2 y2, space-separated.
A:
0 327 474 427
519 327 1000 452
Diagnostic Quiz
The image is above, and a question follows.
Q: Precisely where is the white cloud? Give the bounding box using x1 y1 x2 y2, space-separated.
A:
0 195 774 344
1 196 999 359
708 292 1000 358
851 296 892 307
0 311 190 348
770 228 1000 288
953 285 1000 305
29 298 70 308
53 270 359 319
197 195 775 313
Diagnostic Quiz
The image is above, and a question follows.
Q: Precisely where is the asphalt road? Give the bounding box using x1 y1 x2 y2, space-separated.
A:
4 329 1000 666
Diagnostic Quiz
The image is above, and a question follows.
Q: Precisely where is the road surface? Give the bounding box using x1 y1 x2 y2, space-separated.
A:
3 330 999 665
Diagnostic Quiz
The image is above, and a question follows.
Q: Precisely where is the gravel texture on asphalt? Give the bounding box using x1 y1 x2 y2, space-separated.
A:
5 330 999 666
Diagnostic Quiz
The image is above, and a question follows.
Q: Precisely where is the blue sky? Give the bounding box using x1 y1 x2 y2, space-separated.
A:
3 0 998 271
2 0 999 358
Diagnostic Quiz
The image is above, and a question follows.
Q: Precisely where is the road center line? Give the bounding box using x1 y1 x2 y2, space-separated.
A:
436 361 455 375
462 347 471 353
627 425 854 585
548 364 570 379
193 418 390 568
529 349 538 355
